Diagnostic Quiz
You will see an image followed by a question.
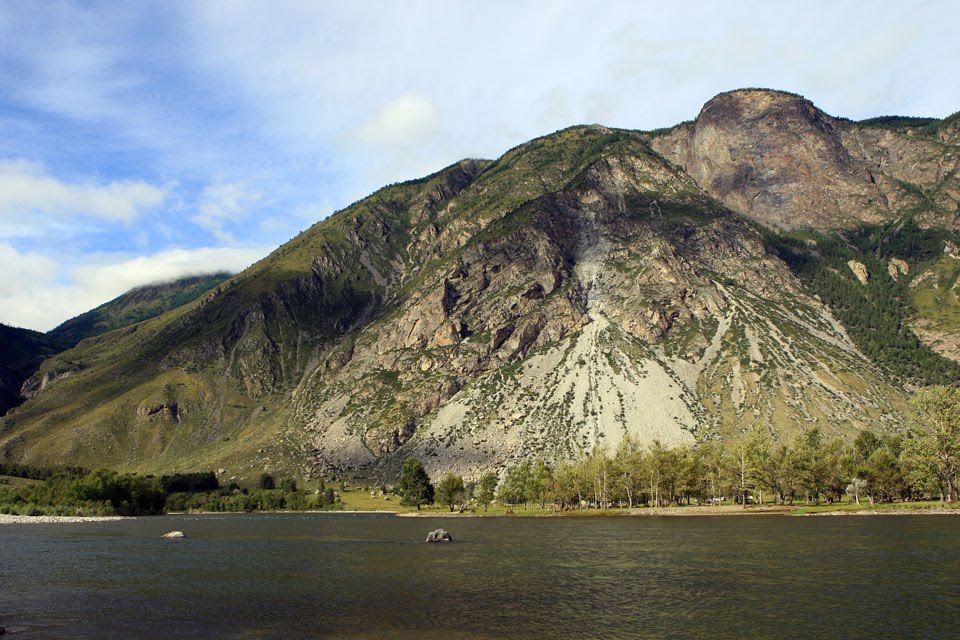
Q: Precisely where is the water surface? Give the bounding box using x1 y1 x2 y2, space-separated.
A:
2 513 959 638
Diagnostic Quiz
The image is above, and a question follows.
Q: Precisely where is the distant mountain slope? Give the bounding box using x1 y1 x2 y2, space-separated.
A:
0 273 233 418
47 273 232 350
0 324 55 415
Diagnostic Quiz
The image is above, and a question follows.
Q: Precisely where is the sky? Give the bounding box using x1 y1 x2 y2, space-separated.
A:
1 0 958 331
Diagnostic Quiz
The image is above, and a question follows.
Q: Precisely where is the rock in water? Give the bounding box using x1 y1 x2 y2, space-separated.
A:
161 531 185 539
425 528 452 543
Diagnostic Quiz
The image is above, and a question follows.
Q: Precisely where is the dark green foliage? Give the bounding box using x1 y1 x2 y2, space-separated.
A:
163 484 340 513
258 473 276 490
764 219 960 384
858 115 941 131
0 468 164 516
859 111 959 139
161 471 219 493
0 462 87 480
398 457 434 509
71 469 166 515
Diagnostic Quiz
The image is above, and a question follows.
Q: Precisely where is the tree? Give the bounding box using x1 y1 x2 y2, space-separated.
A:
612 434 643 508
730 438 755 509
498 460 532 509
793 429 828 504
845 477 867 505
551 460 580 509
258 473 275 490
854 430 883 461
474 472 498 511
647 441 668 507
863 447 903 503
822 438 849 504
398 458 434 509
906 386 960 501
586 445 611 509
678 447 703 506
436 473 466 512
527 459 552 509
699 441 728 506
746 423 774 505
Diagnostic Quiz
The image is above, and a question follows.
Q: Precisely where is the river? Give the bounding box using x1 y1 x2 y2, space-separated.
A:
1 513 958 638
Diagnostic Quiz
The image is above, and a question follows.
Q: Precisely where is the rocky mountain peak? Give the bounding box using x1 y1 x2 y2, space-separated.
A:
651 89 886 229
652 90 960 231
697 89 827 128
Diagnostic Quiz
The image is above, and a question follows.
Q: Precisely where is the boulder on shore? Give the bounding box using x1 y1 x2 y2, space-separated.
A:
425 528 452 543
161 531 185 539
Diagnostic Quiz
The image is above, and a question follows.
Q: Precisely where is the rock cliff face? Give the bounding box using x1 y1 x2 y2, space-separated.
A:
651 89 960 230
2 90 958 480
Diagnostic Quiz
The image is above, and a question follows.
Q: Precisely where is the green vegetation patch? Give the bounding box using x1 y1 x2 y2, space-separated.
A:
763 217 960 385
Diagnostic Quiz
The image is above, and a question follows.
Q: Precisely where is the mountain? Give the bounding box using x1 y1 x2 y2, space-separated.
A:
0 273 233 417
0 324 55 416
47 273 232 350
1 89 958 482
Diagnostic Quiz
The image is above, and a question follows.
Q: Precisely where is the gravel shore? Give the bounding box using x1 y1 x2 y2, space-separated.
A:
0 514 126 524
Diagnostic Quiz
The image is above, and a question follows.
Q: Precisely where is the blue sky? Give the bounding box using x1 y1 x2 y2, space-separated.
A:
1 0 958 331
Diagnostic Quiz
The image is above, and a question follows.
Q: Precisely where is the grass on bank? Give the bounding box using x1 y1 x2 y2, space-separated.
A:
793 500 960 515
339 489 960 517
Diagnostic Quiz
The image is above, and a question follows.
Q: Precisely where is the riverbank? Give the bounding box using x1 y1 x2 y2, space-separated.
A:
4 503 958 522
0 514 126 524
398 505 794 517
395 502 960 517
799 507 960 516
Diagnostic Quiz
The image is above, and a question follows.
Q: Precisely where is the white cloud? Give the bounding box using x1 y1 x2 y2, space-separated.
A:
0 244 271 331
353 91 442 146
192 181 262 243
0 244 59 301
0 160 168 236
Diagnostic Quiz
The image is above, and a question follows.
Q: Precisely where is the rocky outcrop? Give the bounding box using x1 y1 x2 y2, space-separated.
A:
20 366 80 400
652 89 960 230
888 258 909 281
136 401 179 422
847 260 870 285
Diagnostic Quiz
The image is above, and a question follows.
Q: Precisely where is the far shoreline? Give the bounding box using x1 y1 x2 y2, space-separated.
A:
0 514 127 524
4 504 960 524
392 503 960 518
